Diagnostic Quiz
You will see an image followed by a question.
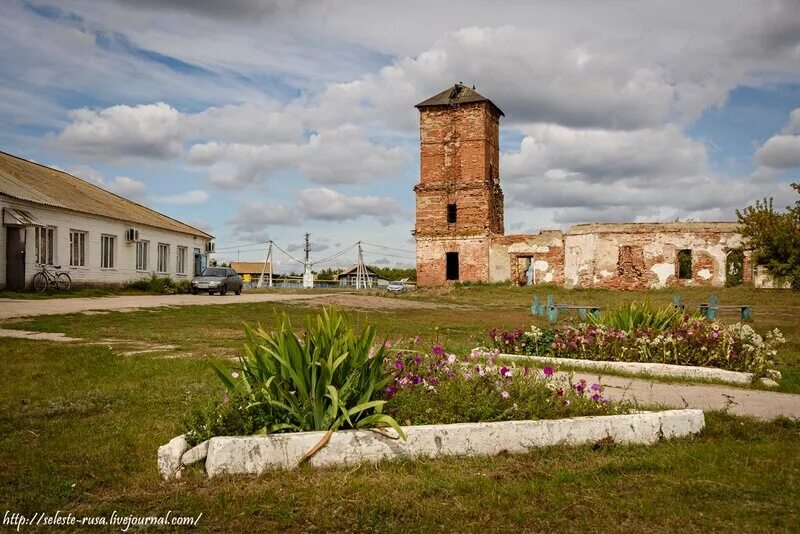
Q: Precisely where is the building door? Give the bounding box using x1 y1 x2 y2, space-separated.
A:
726 250 744 287
445 252 459 281
194 248 202 276
5 227 26 290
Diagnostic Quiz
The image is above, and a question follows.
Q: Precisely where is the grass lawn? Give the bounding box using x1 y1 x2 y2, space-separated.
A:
1 285 799 530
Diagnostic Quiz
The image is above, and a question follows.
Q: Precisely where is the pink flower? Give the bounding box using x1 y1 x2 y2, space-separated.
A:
231 372 240 379
432 345 443 356
384 341 392 349
414 335 421 344
501 390 510 399
476 365 485 376
543 366 554 377
500 366 510 376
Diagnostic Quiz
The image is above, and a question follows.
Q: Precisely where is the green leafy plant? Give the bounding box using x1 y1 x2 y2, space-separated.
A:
210 307 406 439
124 273 191 294
587 301 686 332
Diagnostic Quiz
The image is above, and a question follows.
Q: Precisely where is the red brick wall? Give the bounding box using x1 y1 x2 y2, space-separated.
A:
415 101 504 286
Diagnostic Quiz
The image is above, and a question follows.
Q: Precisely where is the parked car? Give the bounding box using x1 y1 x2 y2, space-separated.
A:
191 267 243 295
386 280 408 292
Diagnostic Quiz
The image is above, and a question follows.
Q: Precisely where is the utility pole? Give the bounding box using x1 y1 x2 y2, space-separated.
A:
302 233 314 289
257 241 273 288
355 241 370 290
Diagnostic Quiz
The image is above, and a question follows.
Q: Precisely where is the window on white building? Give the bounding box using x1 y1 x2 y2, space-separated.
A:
34 226 55 265
176 246 187 275
136 241 149 271
101 235 116 269
69 230 86 267
157 243 169 273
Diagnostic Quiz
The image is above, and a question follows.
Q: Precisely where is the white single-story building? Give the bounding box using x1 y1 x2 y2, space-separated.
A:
0 151 214 290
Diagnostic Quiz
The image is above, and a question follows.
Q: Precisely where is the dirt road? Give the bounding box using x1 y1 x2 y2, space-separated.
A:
0 292 440 320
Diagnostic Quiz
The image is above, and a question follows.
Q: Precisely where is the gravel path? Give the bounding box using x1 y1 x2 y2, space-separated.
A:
567 371 800 420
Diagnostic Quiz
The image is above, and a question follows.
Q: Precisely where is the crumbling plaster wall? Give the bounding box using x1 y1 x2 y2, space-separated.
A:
563 223 745 289
489 232 565 285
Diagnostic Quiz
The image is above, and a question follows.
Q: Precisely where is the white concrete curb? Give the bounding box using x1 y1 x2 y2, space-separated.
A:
493 353 777 386
157 409 704 479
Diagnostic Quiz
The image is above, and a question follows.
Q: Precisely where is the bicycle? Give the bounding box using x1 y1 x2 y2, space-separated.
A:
32 264 72 292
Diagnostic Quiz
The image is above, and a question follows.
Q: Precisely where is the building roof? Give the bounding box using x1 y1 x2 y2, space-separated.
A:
337 265 386 279
230 261 271 274
415 83 504 116
566 222 740 236
0 151 212 239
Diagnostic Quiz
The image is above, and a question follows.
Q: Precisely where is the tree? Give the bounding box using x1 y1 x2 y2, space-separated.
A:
736 183 800 289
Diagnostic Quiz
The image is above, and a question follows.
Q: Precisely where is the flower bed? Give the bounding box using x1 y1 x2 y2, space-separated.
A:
489 319 784 377
163 308 709 480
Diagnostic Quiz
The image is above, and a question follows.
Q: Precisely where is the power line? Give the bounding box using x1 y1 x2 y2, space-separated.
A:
271 241 305 265
361 241 415 254
313 242 357 266
362 250 416 261
215 240 271 252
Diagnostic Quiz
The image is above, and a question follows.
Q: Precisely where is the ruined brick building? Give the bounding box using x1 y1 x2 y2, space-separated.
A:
413 84 760 289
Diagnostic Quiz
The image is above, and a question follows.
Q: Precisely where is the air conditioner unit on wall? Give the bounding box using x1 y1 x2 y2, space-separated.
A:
205 241 215 253
125 228 140 242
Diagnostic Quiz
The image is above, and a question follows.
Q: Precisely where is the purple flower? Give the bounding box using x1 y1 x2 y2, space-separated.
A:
543 366 554 377
413 356 422 365
591 394 601 402
501 390 510 399
562 399 571 406
500 366 510 376
386 386 397 397
432 345 443 356
576 384 585 394
591 383 601 391
412 375 423 385
394 360 404 371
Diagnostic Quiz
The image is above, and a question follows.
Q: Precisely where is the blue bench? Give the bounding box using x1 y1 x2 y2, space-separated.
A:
532 294 601 323
673 294 751 320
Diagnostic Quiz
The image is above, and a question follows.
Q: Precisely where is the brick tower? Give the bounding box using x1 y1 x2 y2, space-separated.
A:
413 83 505 286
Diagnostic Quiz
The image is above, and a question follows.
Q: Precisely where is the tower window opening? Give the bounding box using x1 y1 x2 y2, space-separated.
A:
446 252 460 281
447 203 457 224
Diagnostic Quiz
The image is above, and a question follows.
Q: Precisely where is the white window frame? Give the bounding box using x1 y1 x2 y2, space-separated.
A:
157 243 169 274
34 226 56 265
176 246 187 275
136 240 149 271
69 230 87 268
101 234 116 269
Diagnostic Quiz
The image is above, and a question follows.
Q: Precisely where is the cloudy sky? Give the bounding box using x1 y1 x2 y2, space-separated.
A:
2 0 799 271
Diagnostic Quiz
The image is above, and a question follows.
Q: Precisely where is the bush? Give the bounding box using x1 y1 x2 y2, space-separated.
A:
587 301 689 332
548 320 783 375
193 307 405 440
124 273 191 294
384 348 629 425
488 325 555 355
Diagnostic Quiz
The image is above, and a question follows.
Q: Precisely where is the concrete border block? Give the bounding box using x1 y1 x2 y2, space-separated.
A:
192 409 703 478
157 434 188 480
494 353 776 386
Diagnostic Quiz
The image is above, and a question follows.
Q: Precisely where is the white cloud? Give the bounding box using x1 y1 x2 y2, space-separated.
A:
188 126 409 186
296 187 403 225
155 189 209 204
105 176 149 202
754 108 800 170
501 122 787 225
54 103 184 160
